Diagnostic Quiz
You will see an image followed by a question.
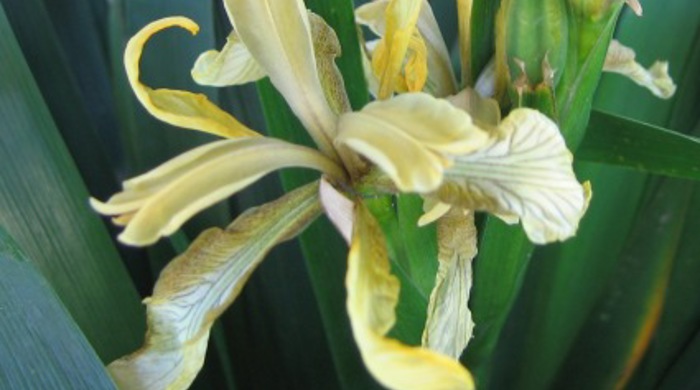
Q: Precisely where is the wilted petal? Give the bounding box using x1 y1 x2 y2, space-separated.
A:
422 209 476 359
91 138 344 246
108 183 321 390
337 93 489 193
357 0 456 97
125 17 260 138
438 108 589 244
225 0 338 156
191 30 266 87
603 40 676 99
347 202 474 390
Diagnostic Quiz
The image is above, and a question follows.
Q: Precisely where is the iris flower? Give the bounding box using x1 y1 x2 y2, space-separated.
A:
91 1 589 389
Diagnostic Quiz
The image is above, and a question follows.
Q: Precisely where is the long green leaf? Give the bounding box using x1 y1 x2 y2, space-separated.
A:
0 2 143 361
0 229 116 389
551 177 692 389
578 110 700 180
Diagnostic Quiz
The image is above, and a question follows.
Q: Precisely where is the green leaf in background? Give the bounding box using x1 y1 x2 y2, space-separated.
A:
1 0 118 200
0 228 116 389
578 110 700 181
551 177 692 389
0 1 144 362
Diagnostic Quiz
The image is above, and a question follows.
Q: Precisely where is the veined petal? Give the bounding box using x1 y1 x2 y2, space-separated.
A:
309 13 352 115
422 209 476 359
439 108 589 244
347 202 474 390
108 183 321 390
91 138 344 246
357 0 456 97
225 0 338 156
191 30 266 87
603 40 676 99
337 93 489 193
125 17 260 138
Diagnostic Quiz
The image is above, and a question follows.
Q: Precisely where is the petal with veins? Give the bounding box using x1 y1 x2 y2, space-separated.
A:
603 40 676 99
91 138 344 246
191 30 266 87
422 209 476 359
448 88 501 131
125 17 260 138
347 202 474 390
439 108 589 244
108 183 321 390
225 0 338 156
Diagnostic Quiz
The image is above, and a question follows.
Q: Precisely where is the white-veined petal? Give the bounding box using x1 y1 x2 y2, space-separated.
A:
125 17 260 138
91 138 344 246
439 108 589 244
422 209 476 359
108 183 321 390
347 202 474 390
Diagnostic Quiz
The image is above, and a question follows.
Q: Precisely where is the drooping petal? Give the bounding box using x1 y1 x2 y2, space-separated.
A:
125 17 260 138
422 209 476 359
108 183 321 390
337 93 489 193
191 30 266 87
224 0 338 156
357 0 457 97
438 108 589 244
347 202 474 390
91 138 344 246
603 40 676 99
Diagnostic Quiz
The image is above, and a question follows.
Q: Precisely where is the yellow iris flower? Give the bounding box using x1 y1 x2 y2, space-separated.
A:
91 1 589 389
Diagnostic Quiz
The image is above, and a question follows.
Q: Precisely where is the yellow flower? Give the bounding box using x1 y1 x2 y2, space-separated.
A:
91 1 589 389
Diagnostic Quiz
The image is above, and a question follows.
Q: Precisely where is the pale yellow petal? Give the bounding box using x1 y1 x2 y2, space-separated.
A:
191 30 266 87
125 17 259 138
224 0 337 156
337 93 489 193
422 209 476 359
91 138 344 246
603 40 676 99
417 197 452 227
439 108 588 244
108 183 321 390
347 202 474 390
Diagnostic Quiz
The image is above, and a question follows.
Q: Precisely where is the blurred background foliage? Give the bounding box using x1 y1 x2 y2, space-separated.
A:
0 0 699 389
